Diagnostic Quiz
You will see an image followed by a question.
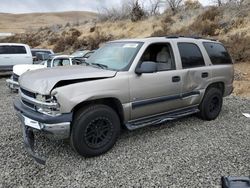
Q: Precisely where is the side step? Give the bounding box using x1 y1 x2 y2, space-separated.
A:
125 107 200 130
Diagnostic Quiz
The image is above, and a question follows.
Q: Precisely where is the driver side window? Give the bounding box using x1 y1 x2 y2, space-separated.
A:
140 43 175 71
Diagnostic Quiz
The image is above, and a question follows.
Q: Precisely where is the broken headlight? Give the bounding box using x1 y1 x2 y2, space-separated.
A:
35 94 61 116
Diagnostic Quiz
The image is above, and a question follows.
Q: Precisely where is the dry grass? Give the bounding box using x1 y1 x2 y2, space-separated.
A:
0 4 249 61
0 11 96 33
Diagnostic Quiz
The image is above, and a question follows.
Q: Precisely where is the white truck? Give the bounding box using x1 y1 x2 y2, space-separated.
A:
0 43 32 75
6 55 86 90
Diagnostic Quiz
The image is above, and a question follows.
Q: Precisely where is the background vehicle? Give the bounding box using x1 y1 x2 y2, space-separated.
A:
31 48 54 62
71 50 95 61
0 43 32 75
6 55 86 90
14 36 234 164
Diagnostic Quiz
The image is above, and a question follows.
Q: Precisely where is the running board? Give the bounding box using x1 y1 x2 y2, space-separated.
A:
125 107 200 130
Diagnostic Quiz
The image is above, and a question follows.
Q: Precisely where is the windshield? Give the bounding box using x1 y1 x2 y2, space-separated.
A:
86 42 142 71
71 51 89 57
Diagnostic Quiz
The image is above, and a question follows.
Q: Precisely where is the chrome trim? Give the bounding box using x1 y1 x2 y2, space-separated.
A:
20 92 59 108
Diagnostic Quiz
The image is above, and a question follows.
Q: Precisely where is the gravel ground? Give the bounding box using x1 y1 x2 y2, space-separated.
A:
0 78 249 187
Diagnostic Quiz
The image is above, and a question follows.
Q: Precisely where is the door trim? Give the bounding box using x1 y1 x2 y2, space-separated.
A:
132 91 200 109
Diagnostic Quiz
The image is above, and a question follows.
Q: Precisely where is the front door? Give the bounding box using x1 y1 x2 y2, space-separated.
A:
129 43 183 120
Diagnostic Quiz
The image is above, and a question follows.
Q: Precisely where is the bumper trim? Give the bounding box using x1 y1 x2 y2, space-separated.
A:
19 114 46 165
22 124 46 165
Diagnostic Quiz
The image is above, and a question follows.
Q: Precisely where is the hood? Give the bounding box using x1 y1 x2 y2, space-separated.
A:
19 65 117 95
13 64 46 76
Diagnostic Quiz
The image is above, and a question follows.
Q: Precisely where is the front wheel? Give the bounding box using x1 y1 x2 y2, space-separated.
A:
199 87 223 120
70 104 120 157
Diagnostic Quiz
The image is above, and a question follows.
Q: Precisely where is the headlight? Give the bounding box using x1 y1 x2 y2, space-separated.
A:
35 94 61 116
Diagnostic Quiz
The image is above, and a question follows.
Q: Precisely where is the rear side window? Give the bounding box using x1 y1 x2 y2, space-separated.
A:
178 43 205 69
0 45 26 54
203 42 232 64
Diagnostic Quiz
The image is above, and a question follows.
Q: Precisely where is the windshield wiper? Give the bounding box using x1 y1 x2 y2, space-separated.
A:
91 63 108 69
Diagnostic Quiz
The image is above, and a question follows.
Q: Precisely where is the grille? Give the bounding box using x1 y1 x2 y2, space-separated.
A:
22 100 35 109
12 74 19 82
20 88 36 98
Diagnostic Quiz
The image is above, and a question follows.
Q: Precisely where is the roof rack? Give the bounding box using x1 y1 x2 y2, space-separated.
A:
165 35 217 41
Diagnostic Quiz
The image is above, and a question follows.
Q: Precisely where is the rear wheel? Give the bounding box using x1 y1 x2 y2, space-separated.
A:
199 87 223 120
70 104 120 157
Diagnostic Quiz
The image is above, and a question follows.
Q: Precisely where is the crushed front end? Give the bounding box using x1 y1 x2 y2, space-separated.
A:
14 87 72 164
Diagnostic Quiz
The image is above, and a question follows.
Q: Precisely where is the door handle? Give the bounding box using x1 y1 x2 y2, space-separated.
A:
172 76 181 82
202 72 208 78
4 57 11 58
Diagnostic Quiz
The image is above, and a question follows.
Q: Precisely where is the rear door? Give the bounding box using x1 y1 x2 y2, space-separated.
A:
176 42 212 106
11 45 32 65
0 45 12 70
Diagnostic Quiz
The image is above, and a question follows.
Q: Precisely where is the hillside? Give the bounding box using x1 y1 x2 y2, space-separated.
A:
0 3 249 97
0 11 97 33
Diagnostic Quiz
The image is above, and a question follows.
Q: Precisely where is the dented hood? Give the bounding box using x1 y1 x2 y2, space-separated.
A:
19 65 117 94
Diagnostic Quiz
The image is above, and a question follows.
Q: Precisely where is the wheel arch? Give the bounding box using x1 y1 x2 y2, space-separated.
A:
205 82 225 95
72 97 125 125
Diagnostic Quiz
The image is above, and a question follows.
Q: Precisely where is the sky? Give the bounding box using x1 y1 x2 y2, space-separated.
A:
0 0 212 14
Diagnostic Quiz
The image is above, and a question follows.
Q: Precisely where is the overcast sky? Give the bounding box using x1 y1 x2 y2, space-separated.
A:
0 0 212 14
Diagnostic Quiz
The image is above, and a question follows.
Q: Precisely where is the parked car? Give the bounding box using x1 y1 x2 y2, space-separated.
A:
0 43 32 75
71 50 95 60
14 36 234 164
31 48 54 62
6 55 85 90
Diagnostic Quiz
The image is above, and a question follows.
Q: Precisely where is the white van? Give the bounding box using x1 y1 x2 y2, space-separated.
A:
0 43 32 74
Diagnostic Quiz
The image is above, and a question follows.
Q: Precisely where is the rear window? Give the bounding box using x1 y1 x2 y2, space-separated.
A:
0 45 27 54
178 43 205 69
32 50 52 56
203 42 232 64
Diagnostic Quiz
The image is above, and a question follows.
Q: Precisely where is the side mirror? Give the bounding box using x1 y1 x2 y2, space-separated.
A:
135 61 157 74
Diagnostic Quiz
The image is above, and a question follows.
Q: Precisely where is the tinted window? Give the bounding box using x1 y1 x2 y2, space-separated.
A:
0 46 7 54
203 42 232 64
0 45 26 54
178 43 205 69
32 50 52 56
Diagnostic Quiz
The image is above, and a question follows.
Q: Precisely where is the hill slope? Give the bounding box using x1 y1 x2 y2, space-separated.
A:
0 11 97 33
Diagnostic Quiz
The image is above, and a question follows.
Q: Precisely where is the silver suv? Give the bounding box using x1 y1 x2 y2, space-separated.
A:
14 36 234 164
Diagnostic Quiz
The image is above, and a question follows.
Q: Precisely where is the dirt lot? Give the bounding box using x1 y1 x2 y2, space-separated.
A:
0 78 249 187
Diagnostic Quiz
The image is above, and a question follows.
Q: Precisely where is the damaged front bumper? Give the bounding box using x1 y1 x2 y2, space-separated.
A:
14 98 72 165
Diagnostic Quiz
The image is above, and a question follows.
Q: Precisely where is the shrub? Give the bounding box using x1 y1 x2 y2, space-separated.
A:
151 12 174 37
223 33 250 62
130 0 146 22
183 0 202 10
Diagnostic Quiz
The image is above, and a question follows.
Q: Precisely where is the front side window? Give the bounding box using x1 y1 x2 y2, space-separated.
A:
0 46 8 54
203 42 232 64
86 42 142 71
139 43 175 71
53 59 70 67
178 43 205 69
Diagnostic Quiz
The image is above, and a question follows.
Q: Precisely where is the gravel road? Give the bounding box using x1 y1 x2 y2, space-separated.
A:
0 78 249 187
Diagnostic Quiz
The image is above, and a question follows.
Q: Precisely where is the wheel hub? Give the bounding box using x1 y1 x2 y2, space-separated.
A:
84 117 113 149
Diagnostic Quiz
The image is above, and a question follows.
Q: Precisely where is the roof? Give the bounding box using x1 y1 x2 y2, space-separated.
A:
0 43 29 46
112 36 220 43
31 48 53 52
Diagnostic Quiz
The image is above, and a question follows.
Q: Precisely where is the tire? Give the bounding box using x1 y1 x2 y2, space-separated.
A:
198 87 223 120
70 104 121 157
